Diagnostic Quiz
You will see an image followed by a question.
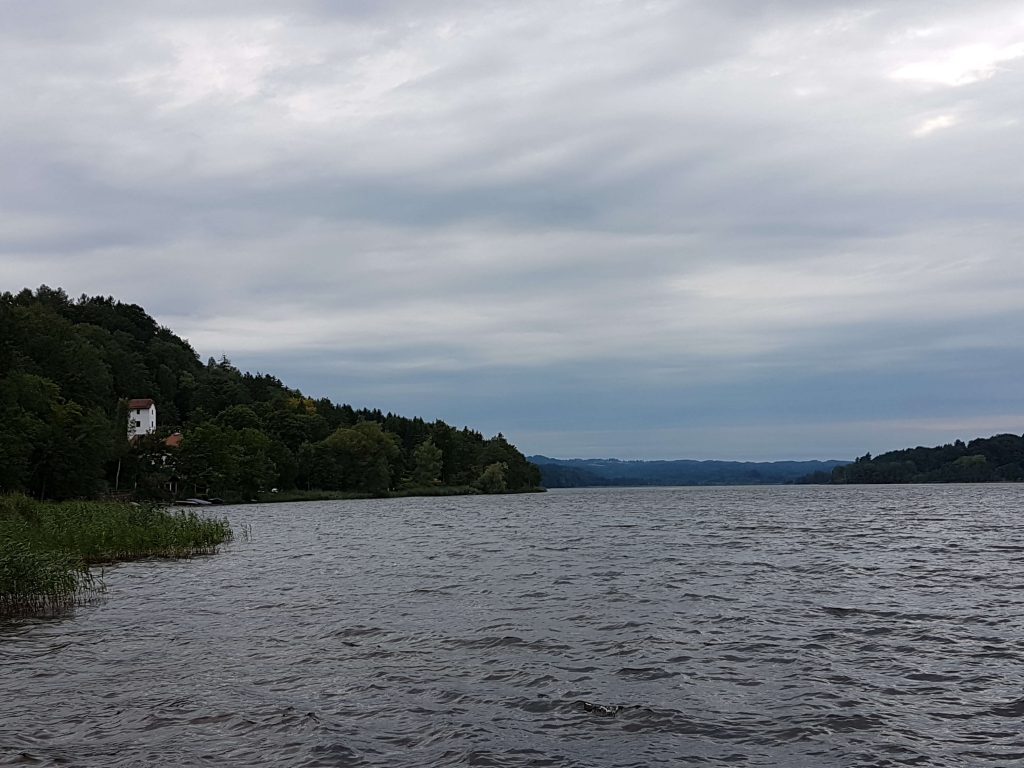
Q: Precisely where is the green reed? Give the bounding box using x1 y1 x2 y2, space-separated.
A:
0 540 100 617
0 495 233 618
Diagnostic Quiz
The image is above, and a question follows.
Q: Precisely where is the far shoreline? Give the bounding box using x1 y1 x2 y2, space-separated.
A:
244 486 547 505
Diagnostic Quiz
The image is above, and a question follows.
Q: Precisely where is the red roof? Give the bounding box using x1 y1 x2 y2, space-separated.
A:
164 432 183 448
128 398 155 409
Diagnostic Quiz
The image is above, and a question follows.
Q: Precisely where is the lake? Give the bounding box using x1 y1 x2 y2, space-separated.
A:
3 485 1024 766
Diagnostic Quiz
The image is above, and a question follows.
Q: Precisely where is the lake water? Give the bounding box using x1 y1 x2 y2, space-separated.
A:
3 485 1024 767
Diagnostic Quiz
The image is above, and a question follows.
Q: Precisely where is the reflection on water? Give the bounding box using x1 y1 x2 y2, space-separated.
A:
3 485 1024 766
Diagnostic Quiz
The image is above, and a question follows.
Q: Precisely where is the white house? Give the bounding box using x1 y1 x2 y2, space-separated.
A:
127 398 157 441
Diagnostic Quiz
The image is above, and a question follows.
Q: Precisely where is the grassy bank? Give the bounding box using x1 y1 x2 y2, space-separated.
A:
253 485 545 503
252 489 376 504
253 486 479 503
390 485 482 498
0 495 232 618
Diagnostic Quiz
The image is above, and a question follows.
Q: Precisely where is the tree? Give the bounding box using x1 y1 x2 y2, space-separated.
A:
477 462 508 494
216 404 263 431
0 374 54 494
479 434 541 490
177 423 235 498
232 428 277 499
32 401 112 499
309 421 401 495
941 455 993 483
412 438 443 487
176 423 277 500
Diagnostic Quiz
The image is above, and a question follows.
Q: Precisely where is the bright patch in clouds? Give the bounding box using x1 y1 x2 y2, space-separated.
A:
891 42 1024 86
913 114 958 136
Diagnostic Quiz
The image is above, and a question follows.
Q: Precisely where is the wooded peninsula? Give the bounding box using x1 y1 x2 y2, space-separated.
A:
820 433 1024 484
0 287 541 502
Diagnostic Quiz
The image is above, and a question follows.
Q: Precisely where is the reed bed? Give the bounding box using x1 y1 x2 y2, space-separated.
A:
0 540 100 617
0 495 233 618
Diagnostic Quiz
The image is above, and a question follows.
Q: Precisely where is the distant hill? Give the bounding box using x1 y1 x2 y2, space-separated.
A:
830 433 1024 484
528 456 850 488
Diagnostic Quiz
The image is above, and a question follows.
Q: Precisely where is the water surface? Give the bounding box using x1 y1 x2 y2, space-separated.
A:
3 485 1024 766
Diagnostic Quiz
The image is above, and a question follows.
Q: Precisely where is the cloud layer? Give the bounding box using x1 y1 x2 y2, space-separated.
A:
3 1 1023 458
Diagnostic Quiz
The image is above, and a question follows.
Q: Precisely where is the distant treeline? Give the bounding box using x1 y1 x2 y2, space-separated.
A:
813 434 1024 484
0 287 541 501
529 456 848 487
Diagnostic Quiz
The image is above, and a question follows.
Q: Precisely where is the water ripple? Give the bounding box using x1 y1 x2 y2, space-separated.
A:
3 485 1024 766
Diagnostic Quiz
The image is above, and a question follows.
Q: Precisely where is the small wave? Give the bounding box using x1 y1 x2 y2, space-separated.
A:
616 666 679 680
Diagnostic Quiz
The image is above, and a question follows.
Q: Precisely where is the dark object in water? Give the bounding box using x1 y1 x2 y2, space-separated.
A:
577 700 620 716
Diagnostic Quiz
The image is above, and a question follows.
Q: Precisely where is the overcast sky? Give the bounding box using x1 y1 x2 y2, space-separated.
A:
2 1 1023 460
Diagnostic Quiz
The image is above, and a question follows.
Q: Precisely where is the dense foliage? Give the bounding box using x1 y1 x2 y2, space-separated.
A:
830 434 1024 484
0 287 541 501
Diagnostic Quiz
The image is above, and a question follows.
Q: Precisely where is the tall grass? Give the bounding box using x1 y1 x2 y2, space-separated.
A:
0 540 100 617
0 495 233 618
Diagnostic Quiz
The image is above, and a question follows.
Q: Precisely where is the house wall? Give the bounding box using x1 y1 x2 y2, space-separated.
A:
128 404 157 440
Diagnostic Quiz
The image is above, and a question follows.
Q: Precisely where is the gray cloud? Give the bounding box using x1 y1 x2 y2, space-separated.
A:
2 1 1022 458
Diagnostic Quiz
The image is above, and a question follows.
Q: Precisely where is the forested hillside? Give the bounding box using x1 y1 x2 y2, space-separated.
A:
830 434 1024 484
529 456 848 487
0 286 540 501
